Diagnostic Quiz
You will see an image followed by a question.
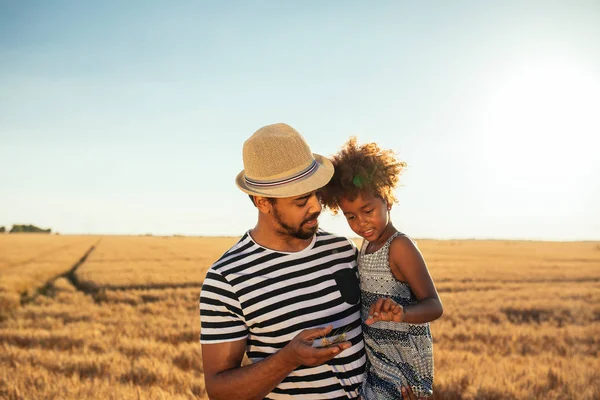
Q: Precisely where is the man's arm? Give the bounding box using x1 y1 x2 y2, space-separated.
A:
202 325 351 400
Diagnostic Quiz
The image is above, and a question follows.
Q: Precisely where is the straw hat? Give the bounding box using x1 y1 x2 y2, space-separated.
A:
236 123 334 198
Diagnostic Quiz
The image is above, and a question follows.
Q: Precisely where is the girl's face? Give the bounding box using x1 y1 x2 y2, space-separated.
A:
338 193 390 243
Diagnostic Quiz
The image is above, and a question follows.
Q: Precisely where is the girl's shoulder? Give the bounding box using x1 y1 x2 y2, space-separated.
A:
389 232 419 250
389 233 423 265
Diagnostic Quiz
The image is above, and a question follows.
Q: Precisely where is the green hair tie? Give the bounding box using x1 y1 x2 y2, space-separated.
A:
352 175 364 188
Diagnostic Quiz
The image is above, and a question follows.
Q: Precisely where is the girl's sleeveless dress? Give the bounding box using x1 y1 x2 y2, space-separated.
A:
359 232 434 399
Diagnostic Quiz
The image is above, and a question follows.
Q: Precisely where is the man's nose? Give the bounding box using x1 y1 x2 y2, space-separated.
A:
307 192 322 214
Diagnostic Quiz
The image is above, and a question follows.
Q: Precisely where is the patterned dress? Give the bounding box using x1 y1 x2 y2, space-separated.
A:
359 232 434 399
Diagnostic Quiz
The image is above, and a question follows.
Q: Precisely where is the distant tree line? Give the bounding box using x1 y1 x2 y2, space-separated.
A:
5 224 52 234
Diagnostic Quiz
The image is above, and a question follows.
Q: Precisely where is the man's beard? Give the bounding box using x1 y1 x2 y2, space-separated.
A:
272 207 320 240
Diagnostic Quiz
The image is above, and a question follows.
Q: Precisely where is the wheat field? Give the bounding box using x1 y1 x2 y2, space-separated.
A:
0 235 598 399
0 235 99 314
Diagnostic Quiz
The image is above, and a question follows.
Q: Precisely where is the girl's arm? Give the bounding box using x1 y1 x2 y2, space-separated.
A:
367 235 443 325
390 235 443 323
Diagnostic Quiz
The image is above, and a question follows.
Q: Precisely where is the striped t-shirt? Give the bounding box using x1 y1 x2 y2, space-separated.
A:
199 230 366 399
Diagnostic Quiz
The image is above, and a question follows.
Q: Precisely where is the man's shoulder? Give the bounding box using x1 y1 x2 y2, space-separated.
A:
209 231 259 271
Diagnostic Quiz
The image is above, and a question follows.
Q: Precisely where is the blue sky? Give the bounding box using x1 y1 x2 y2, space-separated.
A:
1 1 599 240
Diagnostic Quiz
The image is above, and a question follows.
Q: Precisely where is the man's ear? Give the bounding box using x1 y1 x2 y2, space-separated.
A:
254 196 274 213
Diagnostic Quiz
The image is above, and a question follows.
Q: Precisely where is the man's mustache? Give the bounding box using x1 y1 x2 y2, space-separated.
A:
302 212 321 225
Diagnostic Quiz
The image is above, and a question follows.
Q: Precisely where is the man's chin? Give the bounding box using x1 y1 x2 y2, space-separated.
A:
299 224 318 239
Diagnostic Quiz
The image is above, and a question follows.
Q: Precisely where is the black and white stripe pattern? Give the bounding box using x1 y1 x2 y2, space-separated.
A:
200 230 366 399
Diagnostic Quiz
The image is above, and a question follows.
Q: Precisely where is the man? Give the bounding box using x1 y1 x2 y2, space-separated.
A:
199 123 421 399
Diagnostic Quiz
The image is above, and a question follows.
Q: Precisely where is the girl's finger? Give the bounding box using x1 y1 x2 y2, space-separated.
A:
376 297 386 312
379 298 388 312
381 298 390 312
384 298 396 312
369 297 385 317
386 298 395 313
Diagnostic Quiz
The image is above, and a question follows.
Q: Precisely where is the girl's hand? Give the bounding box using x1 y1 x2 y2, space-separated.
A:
401 385 424 400
365 297 404 325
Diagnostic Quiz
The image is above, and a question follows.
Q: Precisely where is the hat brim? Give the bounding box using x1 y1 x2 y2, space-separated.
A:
236 154 334 198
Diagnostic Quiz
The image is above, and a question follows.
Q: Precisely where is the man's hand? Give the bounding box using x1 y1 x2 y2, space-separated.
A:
202 325 352 400
365 297 404 325
283 325 351 367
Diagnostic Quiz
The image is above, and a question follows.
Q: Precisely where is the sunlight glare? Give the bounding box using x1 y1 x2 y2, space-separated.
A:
476 57 600 214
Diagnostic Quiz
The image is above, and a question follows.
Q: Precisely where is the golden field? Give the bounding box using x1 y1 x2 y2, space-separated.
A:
0 234 599 399
74 236 239 291
0 235 99 313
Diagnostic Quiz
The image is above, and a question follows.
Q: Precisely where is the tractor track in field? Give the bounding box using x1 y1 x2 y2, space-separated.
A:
18 238 206 308
14 234 209 306
20 240 101 305
65 241 101 294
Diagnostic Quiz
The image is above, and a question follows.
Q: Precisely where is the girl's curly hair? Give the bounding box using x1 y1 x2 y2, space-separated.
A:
321 137 407 214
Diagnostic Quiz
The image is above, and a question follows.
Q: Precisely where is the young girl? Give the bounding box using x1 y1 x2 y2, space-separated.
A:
322 138 443 399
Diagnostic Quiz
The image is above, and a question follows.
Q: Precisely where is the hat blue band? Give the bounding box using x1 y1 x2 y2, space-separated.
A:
245 159 318 188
